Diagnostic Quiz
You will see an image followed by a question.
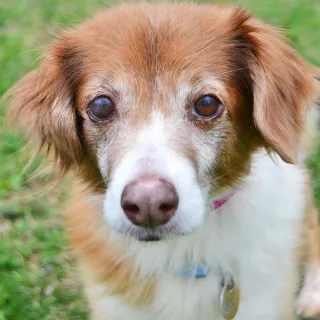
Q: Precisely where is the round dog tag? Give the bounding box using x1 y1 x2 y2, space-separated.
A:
219 276 240 320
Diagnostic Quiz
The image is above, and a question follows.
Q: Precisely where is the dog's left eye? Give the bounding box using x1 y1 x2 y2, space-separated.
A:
87 96 114 122
192 95 224 119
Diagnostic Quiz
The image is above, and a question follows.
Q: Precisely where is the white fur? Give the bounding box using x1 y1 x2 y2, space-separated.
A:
103 111 206 239
88 152 306 319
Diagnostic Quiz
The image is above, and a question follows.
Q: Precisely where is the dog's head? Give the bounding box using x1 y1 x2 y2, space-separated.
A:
6 4 318 240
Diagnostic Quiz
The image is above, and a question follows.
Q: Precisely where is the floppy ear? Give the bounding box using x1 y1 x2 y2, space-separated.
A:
5 36 84 173
238 13 319 164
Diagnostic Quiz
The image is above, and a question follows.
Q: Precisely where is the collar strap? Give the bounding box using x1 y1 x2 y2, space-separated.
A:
178 192 235 279
212 192 235 210
179 265 211 278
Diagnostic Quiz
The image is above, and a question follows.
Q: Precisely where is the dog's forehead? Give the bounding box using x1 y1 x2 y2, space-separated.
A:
72 4 239 84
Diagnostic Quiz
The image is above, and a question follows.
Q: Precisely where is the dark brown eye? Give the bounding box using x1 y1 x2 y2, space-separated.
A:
87 96 114 122
193 95 224 119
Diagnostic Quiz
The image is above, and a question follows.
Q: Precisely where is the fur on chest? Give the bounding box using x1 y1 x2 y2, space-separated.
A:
77 155 306 320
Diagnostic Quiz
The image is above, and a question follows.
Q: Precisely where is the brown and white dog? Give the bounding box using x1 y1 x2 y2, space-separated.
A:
5 3 320 319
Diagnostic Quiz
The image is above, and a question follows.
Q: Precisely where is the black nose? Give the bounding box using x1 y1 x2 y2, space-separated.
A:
120 176 179 227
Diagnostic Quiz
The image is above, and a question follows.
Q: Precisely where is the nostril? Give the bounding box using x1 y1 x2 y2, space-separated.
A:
122 202 140 215
159 202 178 213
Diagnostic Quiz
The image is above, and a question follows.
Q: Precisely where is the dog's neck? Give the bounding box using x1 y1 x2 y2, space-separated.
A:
178 192 235 279
107 189 237 279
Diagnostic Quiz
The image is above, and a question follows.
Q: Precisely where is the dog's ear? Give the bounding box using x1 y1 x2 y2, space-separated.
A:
232 9 319 164
5 34 84 173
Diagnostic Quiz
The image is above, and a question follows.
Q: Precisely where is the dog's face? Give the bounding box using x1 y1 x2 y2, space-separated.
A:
7 4 317 240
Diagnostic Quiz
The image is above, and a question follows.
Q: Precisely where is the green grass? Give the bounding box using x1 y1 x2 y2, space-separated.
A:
0 0 320 319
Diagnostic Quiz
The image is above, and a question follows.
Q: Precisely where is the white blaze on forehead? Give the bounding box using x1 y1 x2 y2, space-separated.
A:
103 110 206 237
137 112 168 149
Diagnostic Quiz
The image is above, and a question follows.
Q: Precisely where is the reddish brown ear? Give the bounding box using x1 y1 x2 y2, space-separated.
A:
243 17 318 163
5 37 83 173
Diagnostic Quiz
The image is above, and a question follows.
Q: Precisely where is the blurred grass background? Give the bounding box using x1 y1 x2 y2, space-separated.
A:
0 0 320 319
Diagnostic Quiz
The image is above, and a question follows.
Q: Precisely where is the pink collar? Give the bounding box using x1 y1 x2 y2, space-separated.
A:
212 192 235 210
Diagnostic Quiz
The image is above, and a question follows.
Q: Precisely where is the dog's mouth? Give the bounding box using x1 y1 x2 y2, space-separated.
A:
137 233 184 242
141 235 162 242
123 225 186 242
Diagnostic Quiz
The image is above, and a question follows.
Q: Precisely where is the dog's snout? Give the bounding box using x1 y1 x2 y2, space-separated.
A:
121 176 179 227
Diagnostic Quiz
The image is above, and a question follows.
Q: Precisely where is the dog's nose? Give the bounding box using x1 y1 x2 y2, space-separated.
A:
121 176 179 227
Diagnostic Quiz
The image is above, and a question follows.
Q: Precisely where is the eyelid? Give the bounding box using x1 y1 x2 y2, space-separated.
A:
82 81 119 107
193 91 224 104
87 92 116 105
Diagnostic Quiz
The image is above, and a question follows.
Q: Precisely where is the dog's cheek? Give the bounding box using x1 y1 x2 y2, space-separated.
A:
71 123 110 192
190 117 253 194
210 122 261 192
190 122 229 191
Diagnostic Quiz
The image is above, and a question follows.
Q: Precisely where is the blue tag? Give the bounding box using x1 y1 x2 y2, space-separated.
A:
180 265 210 278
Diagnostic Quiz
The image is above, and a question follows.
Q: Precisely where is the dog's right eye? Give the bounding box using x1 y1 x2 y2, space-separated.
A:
87 96 114 122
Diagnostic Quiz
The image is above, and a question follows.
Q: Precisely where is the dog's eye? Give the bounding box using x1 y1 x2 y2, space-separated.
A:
193 95 224 119
87 96 114 122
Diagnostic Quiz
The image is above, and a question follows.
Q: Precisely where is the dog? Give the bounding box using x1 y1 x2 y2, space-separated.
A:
5 3 320 319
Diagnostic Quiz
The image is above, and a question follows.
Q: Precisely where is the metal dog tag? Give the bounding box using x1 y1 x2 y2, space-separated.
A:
219 276 240 320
